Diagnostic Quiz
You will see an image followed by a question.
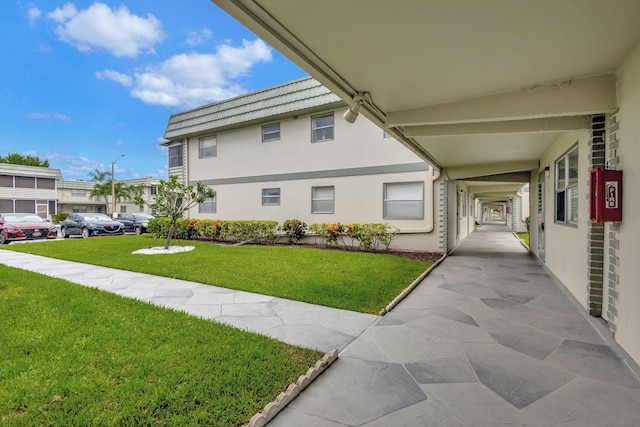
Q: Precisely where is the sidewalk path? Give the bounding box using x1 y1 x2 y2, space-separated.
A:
269 225 640 426
0 250 377 353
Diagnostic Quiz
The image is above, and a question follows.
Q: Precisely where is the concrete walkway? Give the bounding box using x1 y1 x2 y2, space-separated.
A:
0 250 376 353
270 225 640 426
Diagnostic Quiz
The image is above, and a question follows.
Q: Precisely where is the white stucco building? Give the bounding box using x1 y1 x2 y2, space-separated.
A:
162 78 439 251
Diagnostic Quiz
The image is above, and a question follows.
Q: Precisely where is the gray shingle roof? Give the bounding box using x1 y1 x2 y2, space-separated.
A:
163 77 345 140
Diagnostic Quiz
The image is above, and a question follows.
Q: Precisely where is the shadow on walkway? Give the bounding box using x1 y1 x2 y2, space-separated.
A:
270 224 640 426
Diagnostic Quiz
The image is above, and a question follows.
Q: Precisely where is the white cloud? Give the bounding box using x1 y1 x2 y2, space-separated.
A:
185 28 213 47
39 152 105 180
28 112 72 122
47 2 165 58
95 70 133 86
98 39 273 108
28 7 42 25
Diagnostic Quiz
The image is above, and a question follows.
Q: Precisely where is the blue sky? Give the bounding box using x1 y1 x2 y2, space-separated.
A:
0 1 307 181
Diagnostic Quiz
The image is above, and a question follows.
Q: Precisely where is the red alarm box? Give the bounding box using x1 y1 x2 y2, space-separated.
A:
590 168 622 223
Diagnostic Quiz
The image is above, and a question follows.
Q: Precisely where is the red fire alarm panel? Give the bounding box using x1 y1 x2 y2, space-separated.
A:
590 168 622 223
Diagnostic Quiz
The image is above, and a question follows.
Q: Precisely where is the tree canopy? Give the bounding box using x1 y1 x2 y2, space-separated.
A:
0 152 49 167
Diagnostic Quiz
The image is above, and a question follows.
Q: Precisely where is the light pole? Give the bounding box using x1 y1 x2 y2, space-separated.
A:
111 154 125 217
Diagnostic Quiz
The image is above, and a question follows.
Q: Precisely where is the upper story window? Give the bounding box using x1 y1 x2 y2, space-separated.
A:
15 176 35 188
383 182 424 220
555 144 579 225
311 186 335 214
262 123 280 142
199 136 217 158
72 189 86 197
311 113 334 143
150 186 158 196
262 188 280 206
168 144 183 168
0 175 12 187
37 178 55 189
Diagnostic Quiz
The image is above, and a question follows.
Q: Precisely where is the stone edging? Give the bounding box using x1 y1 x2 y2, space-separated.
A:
244 349 339 427
512 232 532 254
378 253 448 315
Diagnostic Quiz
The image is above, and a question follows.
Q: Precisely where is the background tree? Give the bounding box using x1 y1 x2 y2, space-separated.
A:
132 175 216 249
88 168 111 182
0 152 49 167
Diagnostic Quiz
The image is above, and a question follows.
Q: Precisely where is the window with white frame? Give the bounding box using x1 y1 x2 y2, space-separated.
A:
150 186 158 196
262 123 280 142
555 144 579 225
120 205 127 213
199 196 216 213
311 186 334 214
72 189 86 197
311 113 334 142
199 136 217 158
168 144 183 168
383 182 424 220
72 205 87 213
262 188 280 206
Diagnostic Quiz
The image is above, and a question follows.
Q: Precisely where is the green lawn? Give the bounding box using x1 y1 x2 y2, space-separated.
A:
1 236 430 314
516 232 530 247
0 265 321 426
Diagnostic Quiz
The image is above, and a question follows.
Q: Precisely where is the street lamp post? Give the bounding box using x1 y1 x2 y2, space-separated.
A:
111 154 125 218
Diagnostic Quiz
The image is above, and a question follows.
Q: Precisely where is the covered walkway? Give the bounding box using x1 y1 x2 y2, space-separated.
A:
271 225 640 426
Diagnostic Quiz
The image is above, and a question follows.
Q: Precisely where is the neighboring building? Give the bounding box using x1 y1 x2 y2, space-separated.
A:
1 163 160 218
163 77 439 251
0 163 60 218
57 180 107 214
58 177 161 216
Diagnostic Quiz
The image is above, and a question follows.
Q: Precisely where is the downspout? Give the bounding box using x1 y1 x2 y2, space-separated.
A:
425 167 441 233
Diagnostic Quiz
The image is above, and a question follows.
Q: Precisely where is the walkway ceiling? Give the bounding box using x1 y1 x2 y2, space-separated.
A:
211 0 640 202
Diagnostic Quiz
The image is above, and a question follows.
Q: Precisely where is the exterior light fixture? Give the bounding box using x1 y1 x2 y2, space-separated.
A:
343 93 367 123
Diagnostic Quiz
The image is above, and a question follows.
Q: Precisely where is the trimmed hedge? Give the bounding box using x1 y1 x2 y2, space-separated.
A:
148 218 400 253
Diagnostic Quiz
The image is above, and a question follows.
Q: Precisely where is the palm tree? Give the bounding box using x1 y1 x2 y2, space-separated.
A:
88 168 111 182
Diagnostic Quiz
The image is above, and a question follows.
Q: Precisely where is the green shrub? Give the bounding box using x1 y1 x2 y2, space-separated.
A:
147 217 189 239
310 222 399 252
525 216 531 232
51 212 69 224
279 219 307 244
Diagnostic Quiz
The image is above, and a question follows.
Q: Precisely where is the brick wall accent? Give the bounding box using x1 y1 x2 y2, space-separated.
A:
587 114 606 316
439 180 449 253
606 111 621 334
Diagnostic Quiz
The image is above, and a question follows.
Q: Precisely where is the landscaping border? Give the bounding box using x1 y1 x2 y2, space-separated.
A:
244 349 339 427
379 252 447 315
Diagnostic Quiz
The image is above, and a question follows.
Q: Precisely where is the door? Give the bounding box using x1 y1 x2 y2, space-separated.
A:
537 172 545 262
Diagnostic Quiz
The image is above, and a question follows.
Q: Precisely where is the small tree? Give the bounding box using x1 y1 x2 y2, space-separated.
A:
131 175 215 249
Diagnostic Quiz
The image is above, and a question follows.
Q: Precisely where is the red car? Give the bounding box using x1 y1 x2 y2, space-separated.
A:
0 213 58 244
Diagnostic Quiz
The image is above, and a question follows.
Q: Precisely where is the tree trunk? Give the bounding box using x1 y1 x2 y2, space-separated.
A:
165 220 175 250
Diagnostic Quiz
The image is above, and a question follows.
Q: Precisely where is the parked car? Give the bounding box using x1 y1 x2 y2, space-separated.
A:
0 213 58 244
60 213 125 238
118 213 155 234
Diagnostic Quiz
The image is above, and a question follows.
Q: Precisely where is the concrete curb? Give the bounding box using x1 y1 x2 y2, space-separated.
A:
378 253 448 315
244 349 339 427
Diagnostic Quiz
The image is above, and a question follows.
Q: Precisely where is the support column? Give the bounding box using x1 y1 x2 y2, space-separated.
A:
587 114 606 316
438 180 449 253
606 111 621 334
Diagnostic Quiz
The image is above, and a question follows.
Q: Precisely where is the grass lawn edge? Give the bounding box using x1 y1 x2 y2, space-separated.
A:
245 349 339 427
379 252 448 315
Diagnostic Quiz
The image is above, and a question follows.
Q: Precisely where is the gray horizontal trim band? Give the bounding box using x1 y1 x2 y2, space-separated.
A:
189 162 430 186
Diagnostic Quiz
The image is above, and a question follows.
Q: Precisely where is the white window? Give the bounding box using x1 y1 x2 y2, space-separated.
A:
199 196 217 213
150 186 158 196
199 136 217 158
555 144 579 225
262 123 280 142
72 189 86 197
311 113 334 142
168 144 183 168
312 186 334 214
72 205 87 213
262 188 280 206
383 182 424 220
120 205 127 213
